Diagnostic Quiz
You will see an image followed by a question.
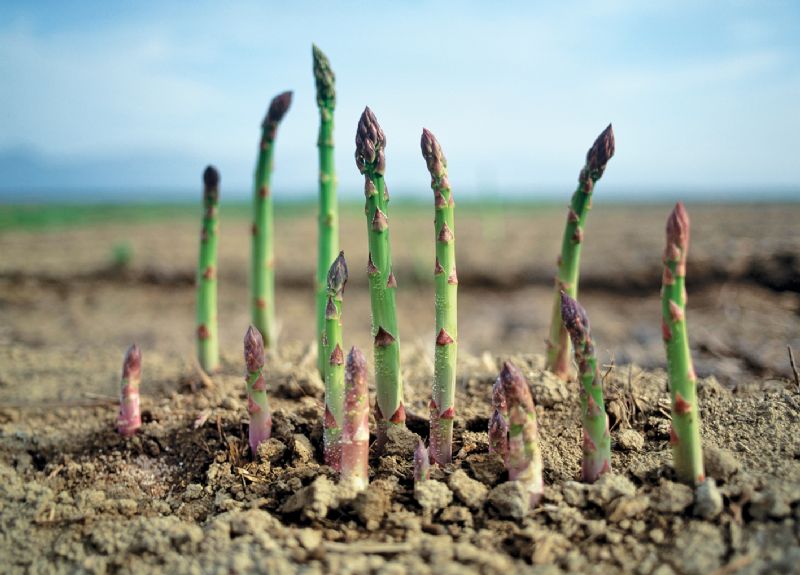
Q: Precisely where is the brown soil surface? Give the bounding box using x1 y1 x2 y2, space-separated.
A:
1 203 799 573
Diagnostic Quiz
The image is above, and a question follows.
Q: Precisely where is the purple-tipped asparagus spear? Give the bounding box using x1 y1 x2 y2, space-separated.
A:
117 344 142 437
244 325 271 455
488 376 509 458
499 361 544 508
561 292 612 482
340 346 370 492
414 439 431 483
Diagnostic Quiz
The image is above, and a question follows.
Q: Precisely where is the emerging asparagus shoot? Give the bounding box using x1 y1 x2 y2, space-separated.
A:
244 325 271 455
313 45 340 378
356 107 404 444
662 202 705 484
341 346 370 492
421 128 458 465
499 361 543 509
414 439 431 483
488 375 509 458
561 292 612 482
117 344 142 437
252 91 293 349
323 251 348 469
196 165 220 373
546 125 615 379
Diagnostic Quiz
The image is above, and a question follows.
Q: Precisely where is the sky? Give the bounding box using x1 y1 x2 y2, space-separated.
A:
0 0 798 202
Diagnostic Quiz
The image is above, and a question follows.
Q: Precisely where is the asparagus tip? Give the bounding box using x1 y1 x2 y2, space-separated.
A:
586 123 615 179
666 201 690 252
123 343 141 380
420 127 446 176
264 91 293 126
346 346 367 379
413 439 431 482
312 44 336 107
326 251 348 298
244 325 265 373
560 291 590 343
355 106 386 175
499 360 534 411
203 165 220 190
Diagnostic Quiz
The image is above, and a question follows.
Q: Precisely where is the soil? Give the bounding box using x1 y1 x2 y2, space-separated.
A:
1 203 799 573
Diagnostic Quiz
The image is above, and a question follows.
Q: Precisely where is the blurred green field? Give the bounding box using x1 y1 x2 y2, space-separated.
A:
0 200 561 233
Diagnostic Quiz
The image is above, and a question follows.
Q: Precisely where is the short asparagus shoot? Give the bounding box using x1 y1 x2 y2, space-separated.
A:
341 346 369 492
196 165 220 373
244 325 271 455
252 91 293 349
488 375 509 458
421 128 458 465
662 202 705 484
355 107 405 443
414 439 431 483
499 361 543 509
546 125 615 379
323 251 348 469
117 344 142 437
313 45 340 378
561 292 612 482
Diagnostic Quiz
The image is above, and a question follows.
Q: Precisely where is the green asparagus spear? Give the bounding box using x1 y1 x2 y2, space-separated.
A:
662 202 705 484
421 128 458 465
313 45 340 377
561 292 612 482
546 125 615 379
355 107 404 444
323 251 348 470
196 166 220 373
252 91 292 349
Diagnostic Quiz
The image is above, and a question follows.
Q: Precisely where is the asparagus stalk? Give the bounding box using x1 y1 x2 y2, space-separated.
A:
546 125 615 379
499 361 543 508
313 45 340 377
251 91 293 349
341 346 370 492
117 344 142 437
355 107 404 443
560 292 612 482
323 251 348 469
244 325 271 455
414 439 431 483
488 375 509 458
421 128 458 465
662 202 705 484
196 165 220 373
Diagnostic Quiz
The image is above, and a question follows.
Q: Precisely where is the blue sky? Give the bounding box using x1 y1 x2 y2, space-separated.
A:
1 0 798 201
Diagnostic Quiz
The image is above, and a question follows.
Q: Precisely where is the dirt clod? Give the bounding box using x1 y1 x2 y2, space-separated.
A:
447 469 488 509
617 429 645 452
703 445 741 481
652 479 694 513
414 480 453 513
694 478 723 520
488 481 530 519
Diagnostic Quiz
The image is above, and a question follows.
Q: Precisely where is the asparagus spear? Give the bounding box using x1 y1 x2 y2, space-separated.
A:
244 325 271 455
546 125 615 379
117 344 142 437
499 361 543 508
341 346 369 492
662 202 705 484
488 376 509 458
421 128 458 465
313 45 340 378
323 251 348 469
355 107 404 443
414 439 431 483
252 91 292 349
560 292 612 482
196 166 220 373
